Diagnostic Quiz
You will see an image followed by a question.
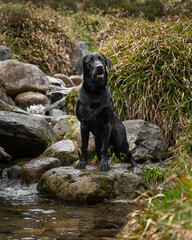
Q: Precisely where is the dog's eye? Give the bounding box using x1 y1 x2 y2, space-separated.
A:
98 56 104 62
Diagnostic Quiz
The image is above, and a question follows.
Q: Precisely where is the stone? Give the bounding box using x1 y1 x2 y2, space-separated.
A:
53 115 95 155
64 86 80 115
15 91 48 108
0 46 11 61
47 76 66 88
21 157 61 184
0 87 15 105
37 164 146 201
71 41 88 67
53 115 79 136
0 111 57 159
0 146 12 162
44 96 66 115
53 74 74 87
46 89 73 104
0 99 27 114
124 119 168 161
0 60 50 96
69 75 83 86
43 140 79 166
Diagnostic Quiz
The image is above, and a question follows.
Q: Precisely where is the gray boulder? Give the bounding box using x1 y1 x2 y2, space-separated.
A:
69 75 83 86
0 46 11 61
21 157 61 184
124 119 168 161
0 111 57 159
43 140 79 166
37 164 146 201
0 87 15 105
0 60 50 96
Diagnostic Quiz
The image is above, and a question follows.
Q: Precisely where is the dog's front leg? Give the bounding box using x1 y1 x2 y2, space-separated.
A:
99 123 111 171
75 120 89 169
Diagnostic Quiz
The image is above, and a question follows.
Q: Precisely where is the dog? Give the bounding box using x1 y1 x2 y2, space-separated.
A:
75 53 137 171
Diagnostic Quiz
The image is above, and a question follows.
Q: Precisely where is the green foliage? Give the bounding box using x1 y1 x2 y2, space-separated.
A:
102 16 192 144
140 166 168 186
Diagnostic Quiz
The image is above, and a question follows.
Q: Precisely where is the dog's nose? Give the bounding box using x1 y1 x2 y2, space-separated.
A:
96 64 103 70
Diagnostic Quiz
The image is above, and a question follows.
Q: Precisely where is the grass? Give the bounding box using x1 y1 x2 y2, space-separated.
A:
101 16 192 144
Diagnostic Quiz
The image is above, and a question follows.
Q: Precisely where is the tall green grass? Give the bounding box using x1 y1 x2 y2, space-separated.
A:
102 16 192 144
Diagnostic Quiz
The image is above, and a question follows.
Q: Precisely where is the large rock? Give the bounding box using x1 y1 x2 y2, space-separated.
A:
124 119 168 161
21 157 61 184
43 140 78 166
53 115 95 155
37 164 146 201
0 111 57 159
0 46 11 61
0 60 50 96
15 91 48 108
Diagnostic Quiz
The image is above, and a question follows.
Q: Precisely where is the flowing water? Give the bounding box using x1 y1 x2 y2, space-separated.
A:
0 168 131 240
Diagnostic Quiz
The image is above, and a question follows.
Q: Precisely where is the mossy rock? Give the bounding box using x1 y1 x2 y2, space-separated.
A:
64 87 80 115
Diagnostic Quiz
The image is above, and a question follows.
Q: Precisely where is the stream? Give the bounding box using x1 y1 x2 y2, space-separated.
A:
0 167 131 240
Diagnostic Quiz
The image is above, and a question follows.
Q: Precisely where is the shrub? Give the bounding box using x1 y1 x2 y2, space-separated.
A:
0 2 73 75
101 16 192 144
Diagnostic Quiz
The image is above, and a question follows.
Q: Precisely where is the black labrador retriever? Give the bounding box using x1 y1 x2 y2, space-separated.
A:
75 53 137 171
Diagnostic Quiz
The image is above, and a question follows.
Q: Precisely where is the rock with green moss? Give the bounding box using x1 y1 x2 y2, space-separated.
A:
53 115 95 155
43 140 78 166
64 86 80 115
37 164 146 202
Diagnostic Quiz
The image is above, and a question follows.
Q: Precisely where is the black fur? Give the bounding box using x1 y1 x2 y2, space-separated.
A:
75 53 137 171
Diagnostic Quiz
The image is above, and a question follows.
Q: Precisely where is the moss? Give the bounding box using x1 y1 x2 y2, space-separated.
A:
64 88 79 115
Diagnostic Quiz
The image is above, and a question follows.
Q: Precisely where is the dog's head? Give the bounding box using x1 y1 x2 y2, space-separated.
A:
75 53 111 91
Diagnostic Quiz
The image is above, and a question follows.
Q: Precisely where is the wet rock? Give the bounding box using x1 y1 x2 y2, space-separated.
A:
0 111 57 159
0 60 50 96
47 76 66 88
44 96 66 115
0 146 12 162
7 165 21 179
69 75 83 86
21 157 61 184
46 88 73 104
15 91 48 109
0 46 11 61
53 74 74 87
124 119 168 161
0 87 15 105
43 140 78 166
37 164 146 201
0 99 27 114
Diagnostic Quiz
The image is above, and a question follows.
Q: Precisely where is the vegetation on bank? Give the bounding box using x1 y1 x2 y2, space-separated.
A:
101 16 192 145
0 0 192 239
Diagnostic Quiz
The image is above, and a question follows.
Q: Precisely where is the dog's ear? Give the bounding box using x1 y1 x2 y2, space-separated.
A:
75 56 86 75
100 53 112 71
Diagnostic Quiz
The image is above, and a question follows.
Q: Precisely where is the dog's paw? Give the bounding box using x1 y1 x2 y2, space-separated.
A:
99 161 110 171
75 160 86 169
